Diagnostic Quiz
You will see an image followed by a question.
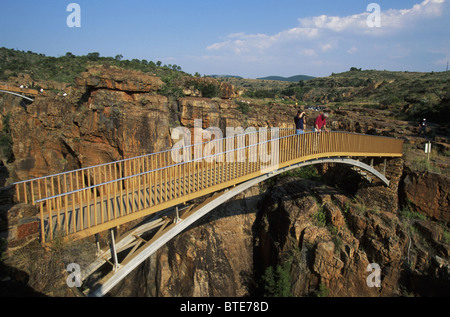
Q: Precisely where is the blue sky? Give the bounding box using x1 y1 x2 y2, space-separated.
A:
0 0 449 78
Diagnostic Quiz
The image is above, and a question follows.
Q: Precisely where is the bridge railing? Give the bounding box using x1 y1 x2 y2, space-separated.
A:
30 131 403 242
14 128 294 205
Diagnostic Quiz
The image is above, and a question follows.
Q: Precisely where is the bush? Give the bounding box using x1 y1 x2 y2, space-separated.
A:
260 263 292 297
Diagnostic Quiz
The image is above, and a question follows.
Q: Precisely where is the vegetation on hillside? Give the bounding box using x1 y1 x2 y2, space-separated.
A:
226 68 449 130
300 69 450 129
0 47 187 85
1 48 449 130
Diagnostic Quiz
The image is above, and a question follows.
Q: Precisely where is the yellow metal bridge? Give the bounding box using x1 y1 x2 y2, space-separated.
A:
13 129 403 296
15 129 403 244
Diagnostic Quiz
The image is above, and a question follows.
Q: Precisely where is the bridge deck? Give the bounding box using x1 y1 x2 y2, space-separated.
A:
0 84 39 95
14 130 404 243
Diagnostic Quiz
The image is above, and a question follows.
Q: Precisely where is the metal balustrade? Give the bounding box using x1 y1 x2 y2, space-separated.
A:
14 130 403 243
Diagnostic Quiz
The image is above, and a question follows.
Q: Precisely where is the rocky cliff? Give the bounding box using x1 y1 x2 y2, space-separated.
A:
0 66 449 297
109 166 449 297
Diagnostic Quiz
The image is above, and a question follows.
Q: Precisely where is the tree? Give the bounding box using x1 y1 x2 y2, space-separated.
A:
260 263 291 297
115 54 123 61
87 52 100 61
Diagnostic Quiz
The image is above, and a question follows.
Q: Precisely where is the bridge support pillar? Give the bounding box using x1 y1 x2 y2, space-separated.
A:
175 206 182 223
95 234 101 255
110 229 120 272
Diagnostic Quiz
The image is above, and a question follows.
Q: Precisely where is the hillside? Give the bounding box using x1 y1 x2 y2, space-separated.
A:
1 48 449 132
0 47 187 87
257 75 315 82
298 69 450 130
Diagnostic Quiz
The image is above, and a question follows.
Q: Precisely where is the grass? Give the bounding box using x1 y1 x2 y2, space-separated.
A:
443 229 450 244
4 233 97 296
400 199 427 221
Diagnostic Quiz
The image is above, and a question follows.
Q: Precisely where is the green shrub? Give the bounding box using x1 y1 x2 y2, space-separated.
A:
260 263 292 297
313 206 327 227
317 283 330 297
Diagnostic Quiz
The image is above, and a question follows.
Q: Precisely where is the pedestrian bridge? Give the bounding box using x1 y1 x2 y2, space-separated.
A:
14 129 403 296
0 84 39 102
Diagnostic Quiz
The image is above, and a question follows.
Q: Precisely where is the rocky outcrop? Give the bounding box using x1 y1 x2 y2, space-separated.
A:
1 68 172 183
109 168 449 298
401 169 450 222
255 177 408 297
110 186 261 297
75 65 164 92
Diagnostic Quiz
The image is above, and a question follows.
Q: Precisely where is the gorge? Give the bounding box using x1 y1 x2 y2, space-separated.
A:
0 65 448 297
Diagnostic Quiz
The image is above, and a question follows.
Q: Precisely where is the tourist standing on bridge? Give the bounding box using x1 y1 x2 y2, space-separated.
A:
294 109 306 134
314 112 329 133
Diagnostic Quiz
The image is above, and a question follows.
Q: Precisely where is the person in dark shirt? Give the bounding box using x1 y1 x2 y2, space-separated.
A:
294 110 306 134
418 118 427 137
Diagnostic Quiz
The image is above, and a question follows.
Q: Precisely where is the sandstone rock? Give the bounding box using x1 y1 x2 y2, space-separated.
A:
75 66 163 92
402 170 450 222
111 186 261 297
219 82 238 99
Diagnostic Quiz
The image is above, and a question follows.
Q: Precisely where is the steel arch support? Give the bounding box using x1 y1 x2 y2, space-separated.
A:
282 157 390 186
0 90 34 102
84 156 391 297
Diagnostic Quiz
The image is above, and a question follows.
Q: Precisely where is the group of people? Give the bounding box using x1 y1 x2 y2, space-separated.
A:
294 107 329 135
294 108 430 137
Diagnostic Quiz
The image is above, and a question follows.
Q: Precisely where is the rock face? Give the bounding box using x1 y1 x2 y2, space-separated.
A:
2 67 171 183
110 171 449 298
110 186 261 297
401 169 450 222
255 177 409 297
1 69 300 185
75 65 164 92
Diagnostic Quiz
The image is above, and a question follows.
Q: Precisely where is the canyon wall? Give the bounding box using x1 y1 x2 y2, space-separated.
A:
0 66 448 297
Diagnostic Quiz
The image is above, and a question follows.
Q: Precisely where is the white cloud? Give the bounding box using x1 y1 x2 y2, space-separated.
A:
206 27 318 53
207 0 446 53
347 46 358 54
298 0 445 34
302 49 317 57
321 43 333 52
203 0 448 76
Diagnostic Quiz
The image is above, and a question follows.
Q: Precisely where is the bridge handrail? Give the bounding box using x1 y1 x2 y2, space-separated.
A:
15 129 403 205
35 131 403 242
14 127 288 185
14 128 294 204
33 129 292 203
34 131 403 204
